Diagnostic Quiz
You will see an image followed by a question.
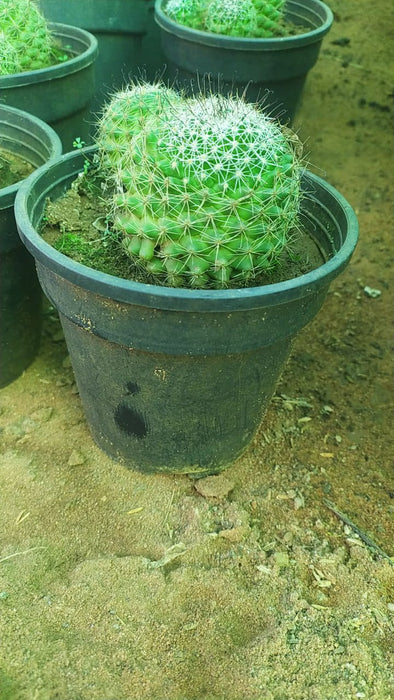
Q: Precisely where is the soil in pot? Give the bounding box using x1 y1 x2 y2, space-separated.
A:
0 149 34 189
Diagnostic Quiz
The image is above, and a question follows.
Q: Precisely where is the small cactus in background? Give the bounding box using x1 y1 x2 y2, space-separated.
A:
164 0 286 38
0 0 58 74
165 0 206 29
204 0 259 37
97 82 302 289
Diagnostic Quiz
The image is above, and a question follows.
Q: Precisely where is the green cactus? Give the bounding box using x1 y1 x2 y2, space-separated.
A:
0 0 59 74
165 0 207 29
98 83 181 171
204 0 258 37
163 0 286 38
97 83 302 289
252 0 286 37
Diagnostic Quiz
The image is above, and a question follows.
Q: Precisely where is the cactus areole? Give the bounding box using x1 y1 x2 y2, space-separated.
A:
98 84 302 289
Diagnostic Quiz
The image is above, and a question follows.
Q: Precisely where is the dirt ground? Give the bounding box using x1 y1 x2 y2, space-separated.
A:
0 1 393 698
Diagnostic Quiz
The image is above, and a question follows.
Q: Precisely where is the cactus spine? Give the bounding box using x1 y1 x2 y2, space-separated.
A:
0 0 57 74
97 83 302 289
164 0 286 38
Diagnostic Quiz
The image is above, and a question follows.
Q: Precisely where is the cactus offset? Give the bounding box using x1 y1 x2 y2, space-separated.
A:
97 83 302 289
163 0 286 38
0 0 57 74
98 83 181 171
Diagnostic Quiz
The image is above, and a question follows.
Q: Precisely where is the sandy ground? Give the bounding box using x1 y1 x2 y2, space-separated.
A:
0 1 393 698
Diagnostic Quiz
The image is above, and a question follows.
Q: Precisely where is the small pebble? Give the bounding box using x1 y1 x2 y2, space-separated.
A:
273 551 290 568
219 526 248 543
31 407 53 423
194 474 235 500
68 450 85 467
62 356 72 369
51 330 65 342
364 286 381 298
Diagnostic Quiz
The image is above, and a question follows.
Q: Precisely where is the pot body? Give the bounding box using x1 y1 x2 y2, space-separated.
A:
0 106 62 388
154 0 333 122
0 24 98 150
15 148 358 474
38 1 165 115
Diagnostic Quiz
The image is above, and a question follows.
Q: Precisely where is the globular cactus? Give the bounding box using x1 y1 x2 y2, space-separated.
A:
98 83 181 171
163 0 285 38
204 0 259 38
0 0 56 74
252 0 286 38
97 83 302 289
165 0 206 29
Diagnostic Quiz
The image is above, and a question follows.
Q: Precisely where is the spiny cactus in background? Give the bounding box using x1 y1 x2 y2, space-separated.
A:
165 0 206 29
164 0 286 38
204 0 259 37
252 0 286 37
0 0 56 74
97 83 302 289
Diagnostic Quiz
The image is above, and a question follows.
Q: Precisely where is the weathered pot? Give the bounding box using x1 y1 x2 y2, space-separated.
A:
15 147 358 474
0 105 62 388
38 1 165 115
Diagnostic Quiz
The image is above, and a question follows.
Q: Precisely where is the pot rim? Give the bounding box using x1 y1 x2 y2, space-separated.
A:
154 0 334 51
15 146 358 313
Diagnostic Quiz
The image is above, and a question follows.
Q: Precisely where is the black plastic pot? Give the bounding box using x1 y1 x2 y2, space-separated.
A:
0 106 62 389
0 23 98 150
38 1 165 116
15 147 358 475
154 0 333 122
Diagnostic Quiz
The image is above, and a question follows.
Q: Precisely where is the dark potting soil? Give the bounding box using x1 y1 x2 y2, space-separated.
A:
40 174 325 288
0 148 34 189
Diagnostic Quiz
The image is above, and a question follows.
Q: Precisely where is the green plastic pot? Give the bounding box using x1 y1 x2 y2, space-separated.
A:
38 1 165 116
0 105 62 389
154 0 333 122
0 23 98 150
15 147 358 475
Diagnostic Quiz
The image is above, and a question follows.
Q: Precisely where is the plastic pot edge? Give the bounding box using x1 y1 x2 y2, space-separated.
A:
154 0 334 51
15 146 359 313
0 105 63 210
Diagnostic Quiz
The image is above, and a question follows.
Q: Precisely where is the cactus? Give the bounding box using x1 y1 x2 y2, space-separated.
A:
98 83 181 171
163 0 286 38
204 0 259 37
165 0 207 29
0 0 59 74
97 82 302 289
